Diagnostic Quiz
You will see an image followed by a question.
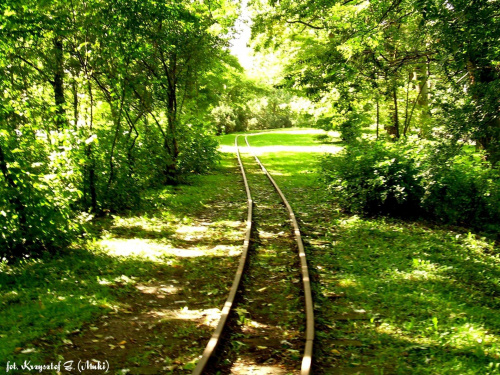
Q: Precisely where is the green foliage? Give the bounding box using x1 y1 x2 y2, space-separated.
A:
205 76 303 134
321 139 500 231
210 104 239 135
321 140 423 216
0 128 82 259
252 0 500 161
248 94 294 130
337 110 368 143
424 154 500 231
177 130 220 177
0 0 241 258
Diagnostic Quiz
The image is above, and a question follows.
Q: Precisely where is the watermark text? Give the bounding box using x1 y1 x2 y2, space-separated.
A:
5 360 109 373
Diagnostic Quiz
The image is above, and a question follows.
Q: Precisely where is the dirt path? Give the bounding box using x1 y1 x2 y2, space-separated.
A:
38 161 248 375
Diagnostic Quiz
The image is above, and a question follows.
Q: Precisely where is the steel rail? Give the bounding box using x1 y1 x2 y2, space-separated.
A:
244 135 314 375
193 134 314 374
192 135 253 375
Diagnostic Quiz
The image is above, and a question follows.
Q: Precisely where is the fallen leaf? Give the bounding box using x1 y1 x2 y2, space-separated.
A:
21 348 37 354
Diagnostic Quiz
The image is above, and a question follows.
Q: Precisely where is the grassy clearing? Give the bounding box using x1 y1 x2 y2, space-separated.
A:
246 129 500 374
2 129 499 374
0 154 246 373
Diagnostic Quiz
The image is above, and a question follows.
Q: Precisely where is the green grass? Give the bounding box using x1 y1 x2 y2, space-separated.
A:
218 133 241 146
245 129 500 374
0 246 156 359
0 154 246 369
218 127 327 147
246 132 324 147
313 218 500 374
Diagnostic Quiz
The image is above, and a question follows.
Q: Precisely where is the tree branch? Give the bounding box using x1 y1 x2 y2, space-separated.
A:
286 19 324 30
13 55 52 83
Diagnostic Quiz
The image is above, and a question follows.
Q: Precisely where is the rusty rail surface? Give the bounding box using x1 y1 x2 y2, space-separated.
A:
193 135 314 375
244 136 314 375
192 136 253 375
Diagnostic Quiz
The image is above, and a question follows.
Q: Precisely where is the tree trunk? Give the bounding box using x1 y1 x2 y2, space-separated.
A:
164 56 179 184
106 94 125 193
72 80 79 127
403 72 411 136
376 97 380 139
52 36 67 130
386 86 400 139
417 58 431 137
86 81 98 212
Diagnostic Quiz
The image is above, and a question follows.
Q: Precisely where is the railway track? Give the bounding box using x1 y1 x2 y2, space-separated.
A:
192 135 314 375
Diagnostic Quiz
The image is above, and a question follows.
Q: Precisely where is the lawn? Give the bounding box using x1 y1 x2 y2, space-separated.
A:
1 128 499 374
246 129 500 374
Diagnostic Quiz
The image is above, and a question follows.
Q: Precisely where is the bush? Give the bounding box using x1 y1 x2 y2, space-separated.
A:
338 112 364 143
321 140 423 216
0 129 82 260
210 104 238 135
321 139 500 231
177 131 220 177
424 154 500 230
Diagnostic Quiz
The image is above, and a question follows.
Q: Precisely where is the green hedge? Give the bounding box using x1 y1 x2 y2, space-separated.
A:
321 139 500 232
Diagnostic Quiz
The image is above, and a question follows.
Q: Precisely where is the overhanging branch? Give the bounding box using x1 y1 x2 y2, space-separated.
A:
286 19 324 30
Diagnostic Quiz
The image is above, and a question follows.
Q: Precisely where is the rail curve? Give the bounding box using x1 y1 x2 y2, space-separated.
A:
192 134 314 374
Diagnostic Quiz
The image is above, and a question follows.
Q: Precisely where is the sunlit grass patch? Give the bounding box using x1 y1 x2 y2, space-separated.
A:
218 128 343 155
241 129 500 374
0 245 155 363
0 152 247 370
313 217 500 373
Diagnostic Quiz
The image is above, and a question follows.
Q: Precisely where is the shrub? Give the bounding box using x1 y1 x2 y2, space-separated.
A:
0 129 82 260
338 113 364 143
321 140 423 216
423 154 500 230
177 131 220 177
210 104 238 135
321 139 500 231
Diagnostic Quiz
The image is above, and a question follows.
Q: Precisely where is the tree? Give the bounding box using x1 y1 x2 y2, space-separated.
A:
417 0 500 164
251 0 500 161
0 0 240 258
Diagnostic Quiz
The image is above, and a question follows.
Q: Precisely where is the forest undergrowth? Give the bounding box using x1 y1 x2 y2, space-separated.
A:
223 129 500 375
0 129 499 375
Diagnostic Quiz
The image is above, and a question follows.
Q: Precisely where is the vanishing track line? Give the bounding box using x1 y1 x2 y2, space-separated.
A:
193 135 314 375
